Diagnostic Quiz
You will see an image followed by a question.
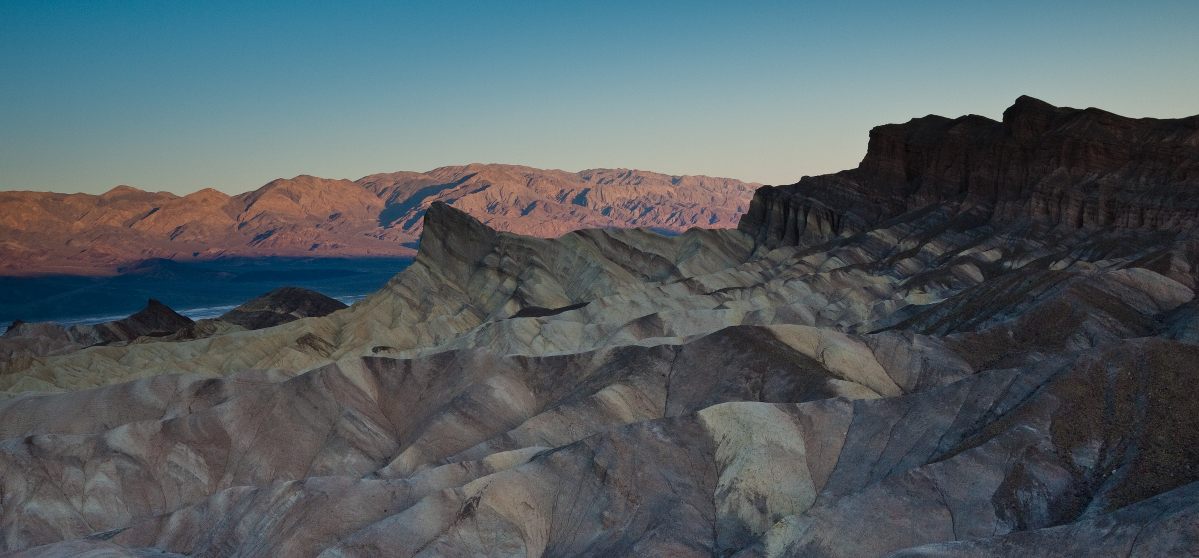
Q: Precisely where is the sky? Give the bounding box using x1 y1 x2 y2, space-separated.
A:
1 1 1197 195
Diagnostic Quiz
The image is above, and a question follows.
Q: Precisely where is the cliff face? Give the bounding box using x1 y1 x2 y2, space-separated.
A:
740 96 1199 249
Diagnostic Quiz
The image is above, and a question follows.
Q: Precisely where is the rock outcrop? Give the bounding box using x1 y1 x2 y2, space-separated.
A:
0 299 192 372
0 165 757 275
0 287 351 373
740 95 1199 251
1 98 1198 557
216 286 348 330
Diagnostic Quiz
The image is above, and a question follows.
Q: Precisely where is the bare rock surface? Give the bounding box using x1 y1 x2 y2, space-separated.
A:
3 98 1199 556
0 299 192 373
215 286 348 330
739 95 1199 252
0 287 350 375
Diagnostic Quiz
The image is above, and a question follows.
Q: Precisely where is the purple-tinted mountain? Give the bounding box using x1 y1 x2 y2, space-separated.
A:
0 165 757 275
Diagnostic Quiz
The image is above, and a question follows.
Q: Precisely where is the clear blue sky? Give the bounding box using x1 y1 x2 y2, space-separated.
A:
2 1 1197 194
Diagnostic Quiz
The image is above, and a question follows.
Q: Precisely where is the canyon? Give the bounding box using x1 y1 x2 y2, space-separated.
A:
1 97 1197 557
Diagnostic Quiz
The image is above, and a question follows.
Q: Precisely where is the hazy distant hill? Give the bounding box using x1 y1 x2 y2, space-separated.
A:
0 164 757 275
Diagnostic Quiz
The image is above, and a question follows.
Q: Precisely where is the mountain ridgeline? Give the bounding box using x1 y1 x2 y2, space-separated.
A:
0 165 758 275
2 97 1199 557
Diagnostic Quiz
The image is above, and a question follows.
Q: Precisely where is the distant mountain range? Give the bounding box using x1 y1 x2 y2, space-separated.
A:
0 164 758 275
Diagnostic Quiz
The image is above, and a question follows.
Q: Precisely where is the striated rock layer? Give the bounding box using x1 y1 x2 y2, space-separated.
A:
2 97 1199 557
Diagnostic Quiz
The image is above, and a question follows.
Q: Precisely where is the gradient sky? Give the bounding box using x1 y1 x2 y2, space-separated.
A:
2 1 1197 194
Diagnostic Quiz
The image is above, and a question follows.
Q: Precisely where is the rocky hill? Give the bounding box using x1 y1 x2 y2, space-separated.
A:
1 98 1197 557
0 165 757 275
215 286 348 330
0 299 193 371
0 288 347 373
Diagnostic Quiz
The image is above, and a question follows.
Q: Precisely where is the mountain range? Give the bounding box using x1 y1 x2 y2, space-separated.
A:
0 165 757 275
2 97 1198 557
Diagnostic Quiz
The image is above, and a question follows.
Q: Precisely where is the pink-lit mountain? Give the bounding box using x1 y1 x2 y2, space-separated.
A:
0 164 757 275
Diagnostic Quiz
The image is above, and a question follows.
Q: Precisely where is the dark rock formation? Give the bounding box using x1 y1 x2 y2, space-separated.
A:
95 298 194 342
218 286 348 329
0 299 193 372
2 298 191 345
740 95 1199 251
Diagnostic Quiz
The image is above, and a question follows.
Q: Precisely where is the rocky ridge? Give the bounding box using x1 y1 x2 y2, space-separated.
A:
0 287 347 374
215 286 349 330
0 299 193 373
1 98 1198 557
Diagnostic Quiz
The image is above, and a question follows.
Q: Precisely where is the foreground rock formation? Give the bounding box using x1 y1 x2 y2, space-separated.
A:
1 97 1198 557
0 165 757 275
